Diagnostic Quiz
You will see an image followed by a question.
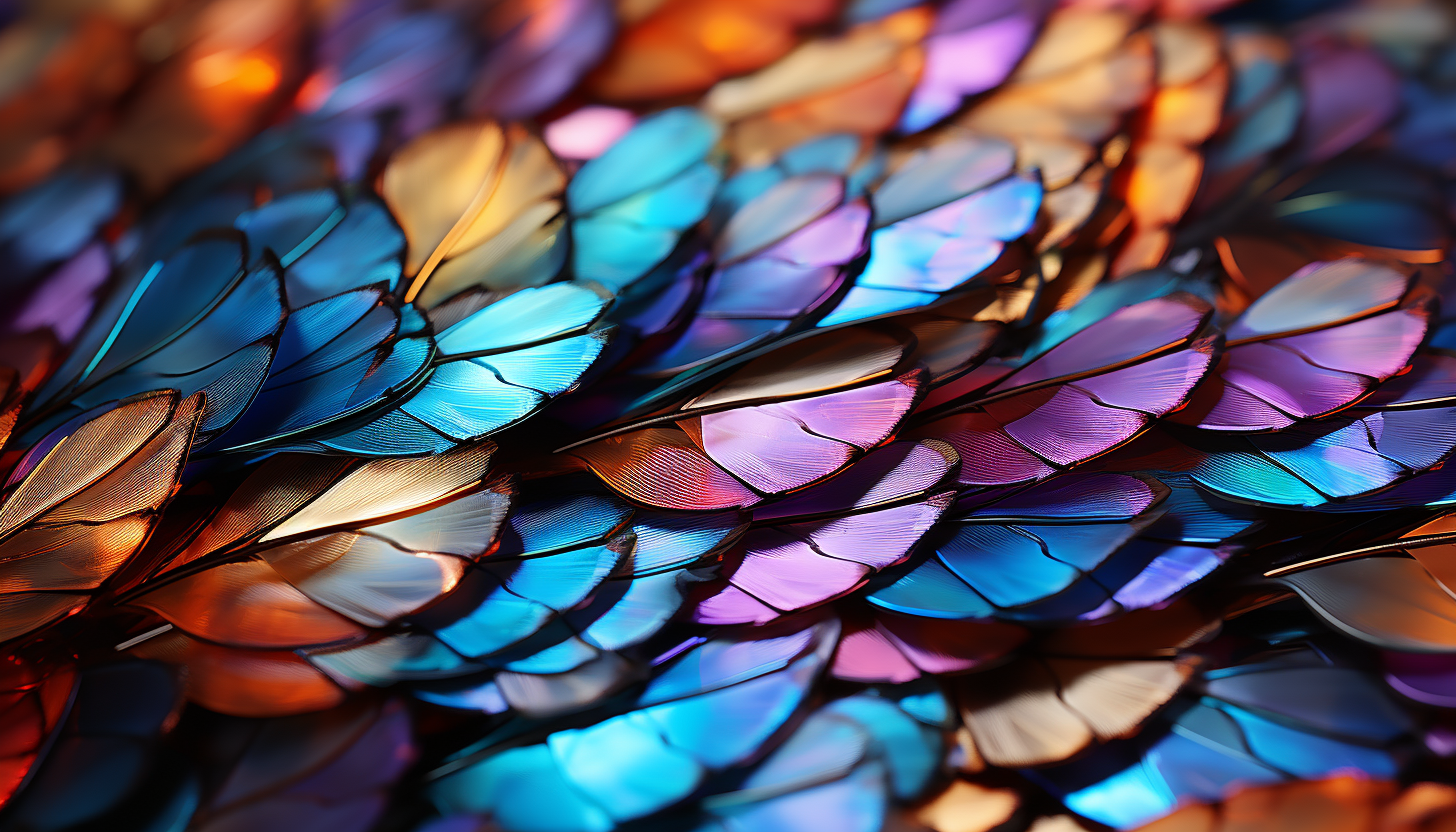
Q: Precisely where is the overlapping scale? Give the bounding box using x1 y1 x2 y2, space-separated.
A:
1273 556 1456 654
1190 31 1419 282
419 495 629 664
320 488 743 717
951 6 1155 250
915 293 1215 488
1179 389 1456 507
832 608 1028 683
824 136 1041 327
572 328 923 510
20 239 283 448
6 0 1456 830
694 440 957 624
1085 477 1248 610
868 473 1171 621
0 391 201 644
125 443 507 716
899 0 1049 133
16 197 609 460
1173 259 1429 430
428 619 838 831
1113 20 1227 274
897 276 1038 392
1039 648 1416 829
710 132 882 221
1271 159 1452 263
1265 513 1456 653
310 282 612 456
1042 638 1415 827
566 108 723 293
1195 28 1300 213
953 603 1208 767
204 287 431 454
693 688 954 832
635 168 870 375
382 120 569 306
1024 266 1215 362
1212 157 1452 292
179 698 415 832
234 188 403 306
0 661 184 832
702 9 931 164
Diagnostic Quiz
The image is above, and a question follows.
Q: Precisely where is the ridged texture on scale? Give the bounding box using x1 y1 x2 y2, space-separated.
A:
0 0 1454 830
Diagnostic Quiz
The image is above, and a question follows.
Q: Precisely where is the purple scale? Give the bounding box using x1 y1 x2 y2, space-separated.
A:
699 261 843 317
10 243 110 342
997 296 1207 390
694 584 779 625
1220 342 1366 419
1295 44 1401 163
903 13 1037 132
763 202 871 267
791 497 948 569
988 387 1147 467
1383 652 1456 707
926 412 1056 486
754 441 954 522
772 379 917 451
1074 348 1213 415
1277 310 1426 378
971 472 1157 520
1108 545 1228 612
697 407 855 494
1190 380 1296 431
1363 353 1456 408
727 530 868 611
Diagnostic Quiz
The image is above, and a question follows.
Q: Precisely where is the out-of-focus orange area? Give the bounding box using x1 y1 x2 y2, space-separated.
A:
103 0 303 193
190 51 282 93
706 7 930 164
1113 20 1227 274
0 0 302 195
0 16 134 192
586 0 840 101
1132 777 1456 832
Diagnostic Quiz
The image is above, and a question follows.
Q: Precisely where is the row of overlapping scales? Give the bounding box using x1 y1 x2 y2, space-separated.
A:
0 0 1455 830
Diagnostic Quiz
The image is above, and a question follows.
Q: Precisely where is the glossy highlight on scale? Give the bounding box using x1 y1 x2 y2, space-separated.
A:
0 0 1453 829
